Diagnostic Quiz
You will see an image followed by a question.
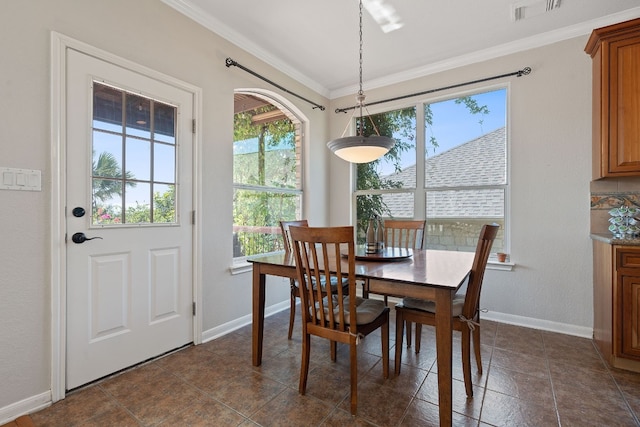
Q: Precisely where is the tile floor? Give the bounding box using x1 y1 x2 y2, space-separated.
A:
29 307 640 426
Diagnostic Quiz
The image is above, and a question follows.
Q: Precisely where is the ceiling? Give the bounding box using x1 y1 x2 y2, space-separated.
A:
162 0 640 99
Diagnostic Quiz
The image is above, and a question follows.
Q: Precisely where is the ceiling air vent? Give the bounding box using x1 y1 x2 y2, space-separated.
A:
512 0 561 22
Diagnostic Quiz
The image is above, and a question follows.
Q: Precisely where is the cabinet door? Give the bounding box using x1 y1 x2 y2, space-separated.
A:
608 35 640 175
620 274 640 359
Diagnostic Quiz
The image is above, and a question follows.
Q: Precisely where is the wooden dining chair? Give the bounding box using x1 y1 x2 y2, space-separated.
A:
383 219 426 250
289 225 389 415
363 219 426 305
280 220 309 339
394 223 498 397
280 220 351 340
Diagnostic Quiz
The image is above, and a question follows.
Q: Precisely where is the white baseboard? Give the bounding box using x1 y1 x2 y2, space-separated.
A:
482 311 593 338
201 300 290 343
0 391 51 425
375 295 593 338
201 297 593 343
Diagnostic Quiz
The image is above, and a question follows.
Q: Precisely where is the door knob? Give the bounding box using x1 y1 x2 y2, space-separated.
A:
71 232 103 244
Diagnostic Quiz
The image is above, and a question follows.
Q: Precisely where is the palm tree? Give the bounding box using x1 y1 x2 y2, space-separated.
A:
92 151 136 207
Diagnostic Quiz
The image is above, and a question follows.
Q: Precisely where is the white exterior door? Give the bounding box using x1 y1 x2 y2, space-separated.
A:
65 49 194 389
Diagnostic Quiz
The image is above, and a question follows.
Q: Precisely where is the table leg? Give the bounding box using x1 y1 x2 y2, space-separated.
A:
252 266 266 366
435 288 454 427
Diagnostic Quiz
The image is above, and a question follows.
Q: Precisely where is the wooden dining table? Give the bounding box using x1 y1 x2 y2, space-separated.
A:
248 247 475 427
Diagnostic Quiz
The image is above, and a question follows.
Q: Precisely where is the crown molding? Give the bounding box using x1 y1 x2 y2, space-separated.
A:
160 0 331 98
161 1 639 101
330 7 640 99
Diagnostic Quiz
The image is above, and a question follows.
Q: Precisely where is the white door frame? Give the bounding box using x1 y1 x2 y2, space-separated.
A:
50 32 202 401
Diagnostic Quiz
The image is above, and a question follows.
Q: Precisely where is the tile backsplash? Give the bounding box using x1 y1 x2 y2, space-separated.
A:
591 177 640 234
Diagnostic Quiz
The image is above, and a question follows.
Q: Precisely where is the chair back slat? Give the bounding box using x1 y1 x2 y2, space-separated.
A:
461 223 499 319
290 226 356 333
383 220 426 249
280 220 309 254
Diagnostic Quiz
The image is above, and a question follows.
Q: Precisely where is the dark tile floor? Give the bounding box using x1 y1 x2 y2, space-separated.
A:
29 307 640 426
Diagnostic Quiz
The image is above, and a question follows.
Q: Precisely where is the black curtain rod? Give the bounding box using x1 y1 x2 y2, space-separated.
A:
335 66 532 114
225 58 326 111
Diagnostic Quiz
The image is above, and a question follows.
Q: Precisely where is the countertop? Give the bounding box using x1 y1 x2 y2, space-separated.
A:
591 233 640 245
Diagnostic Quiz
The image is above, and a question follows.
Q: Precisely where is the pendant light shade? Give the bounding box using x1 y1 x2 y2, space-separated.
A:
327 0 395 163
327 135 395 163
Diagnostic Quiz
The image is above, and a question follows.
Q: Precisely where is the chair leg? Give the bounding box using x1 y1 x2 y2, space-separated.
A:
473 325 482 375
461 327 473 397
395 310 404 374
330 340 337 362
299 332 311 394
362 279 369 298
382 316 389 379
349 341 358 415
406 321 412 347
288 291 296 340
414 323 422 354
384 295 388 306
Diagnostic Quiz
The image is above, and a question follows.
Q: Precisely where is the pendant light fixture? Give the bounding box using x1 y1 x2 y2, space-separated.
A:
327 0 395 163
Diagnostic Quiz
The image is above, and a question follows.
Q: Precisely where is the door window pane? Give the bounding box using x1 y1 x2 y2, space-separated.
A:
154 103 176 144
125 94 151 139
153 184 176 223
125 137 151 181
92 179 123 224
92 134 122 178
91 82 177 226
154 142 176 184
93 84 123 133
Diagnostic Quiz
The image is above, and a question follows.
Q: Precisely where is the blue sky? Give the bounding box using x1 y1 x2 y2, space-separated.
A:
93 121 176 211
426 89 506 155
376 88 506 175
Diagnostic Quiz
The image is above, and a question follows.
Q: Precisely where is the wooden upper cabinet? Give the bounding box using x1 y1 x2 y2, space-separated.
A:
586 18 640 179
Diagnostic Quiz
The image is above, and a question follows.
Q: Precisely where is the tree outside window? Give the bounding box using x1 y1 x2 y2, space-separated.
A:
232 93 302 259
355 88 507 253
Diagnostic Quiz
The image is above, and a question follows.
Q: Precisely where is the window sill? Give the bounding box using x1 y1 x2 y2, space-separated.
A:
230 260 252 275
487 260 514 271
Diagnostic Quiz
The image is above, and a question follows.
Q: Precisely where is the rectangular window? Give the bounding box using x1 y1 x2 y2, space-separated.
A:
355 88 507 254
92 82 177 226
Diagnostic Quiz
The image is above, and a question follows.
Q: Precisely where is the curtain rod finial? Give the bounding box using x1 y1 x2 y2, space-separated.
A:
517 67 532 77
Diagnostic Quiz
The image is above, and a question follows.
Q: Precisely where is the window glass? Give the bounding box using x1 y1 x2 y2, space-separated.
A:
424 89 506 252
92 82 177 225
232 93 302 259
355 88 507 253
355 107 416 242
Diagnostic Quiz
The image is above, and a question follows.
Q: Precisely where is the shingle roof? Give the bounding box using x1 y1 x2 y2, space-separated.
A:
383 127 505 218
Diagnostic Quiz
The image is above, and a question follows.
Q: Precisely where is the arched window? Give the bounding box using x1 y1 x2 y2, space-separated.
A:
232 91 303 260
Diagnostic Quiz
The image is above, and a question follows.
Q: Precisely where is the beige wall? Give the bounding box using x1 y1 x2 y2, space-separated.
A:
0 0 329 418
329 36 594 334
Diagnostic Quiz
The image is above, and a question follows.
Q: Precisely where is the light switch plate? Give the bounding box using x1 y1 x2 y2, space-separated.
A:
0 167 41 191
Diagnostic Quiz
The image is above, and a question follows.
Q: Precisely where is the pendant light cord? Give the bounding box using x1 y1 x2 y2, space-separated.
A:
357 0 365 136
357 0 385 138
